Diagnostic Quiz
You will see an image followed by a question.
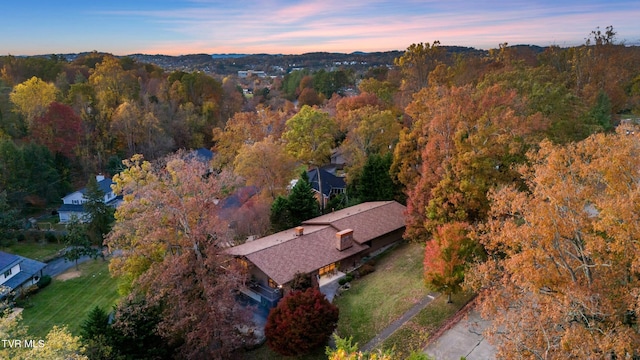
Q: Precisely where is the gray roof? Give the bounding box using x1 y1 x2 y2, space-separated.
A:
80 178 114 197
0 252 20 274
0 251 46 294
307 168 346 197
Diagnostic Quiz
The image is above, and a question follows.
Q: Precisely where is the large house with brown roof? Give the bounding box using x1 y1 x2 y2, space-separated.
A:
225 201 406 311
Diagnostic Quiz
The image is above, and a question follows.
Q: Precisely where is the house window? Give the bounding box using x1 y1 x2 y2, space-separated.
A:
319 263 336 277
268 278 278 288
3 269 12 278
72 200 78 204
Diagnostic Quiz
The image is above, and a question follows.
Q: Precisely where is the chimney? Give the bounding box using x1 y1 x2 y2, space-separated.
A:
336 229 354 251
295 226 304 236
96 174 105 182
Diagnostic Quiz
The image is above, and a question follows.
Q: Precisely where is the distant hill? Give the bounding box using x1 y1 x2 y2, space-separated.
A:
27 45 538 76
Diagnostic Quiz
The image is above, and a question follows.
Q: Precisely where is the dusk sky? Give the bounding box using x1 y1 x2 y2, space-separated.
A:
3 0 640 56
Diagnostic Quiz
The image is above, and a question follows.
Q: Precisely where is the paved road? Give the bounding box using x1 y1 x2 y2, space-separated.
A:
424 308 496 360
42 253 96 277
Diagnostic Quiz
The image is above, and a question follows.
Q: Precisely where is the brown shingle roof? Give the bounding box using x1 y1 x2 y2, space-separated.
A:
302 201 406 245
245 226 368 285
225 201 406 285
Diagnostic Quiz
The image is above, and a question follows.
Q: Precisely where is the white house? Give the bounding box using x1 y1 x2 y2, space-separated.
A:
58 175 121 223
0 251 46 298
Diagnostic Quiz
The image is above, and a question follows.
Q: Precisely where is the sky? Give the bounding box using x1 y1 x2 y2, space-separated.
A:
2 0 640 56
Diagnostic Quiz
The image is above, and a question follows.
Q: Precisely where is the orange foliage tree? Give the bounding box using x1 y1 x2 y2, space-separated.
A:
468 126 640 358
105 152 253 359
394 84 547 241
424 222 480 303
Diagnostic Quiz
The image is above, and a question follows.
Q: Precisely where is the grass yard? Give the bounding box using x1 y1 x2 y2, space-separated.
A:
377 291 475 358
334 241 431 348
2 241 66 262
20 259 120 338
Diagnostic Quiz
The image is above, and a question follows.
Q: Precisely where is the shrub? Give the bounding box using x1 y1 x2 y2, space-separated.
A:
338 278 348 286
290 272 312 291
265 288 339 356
16 233 25 242
23 230 43 242
358 263 376 277
44 231 57 243
345 274 354 282
37 275 52 289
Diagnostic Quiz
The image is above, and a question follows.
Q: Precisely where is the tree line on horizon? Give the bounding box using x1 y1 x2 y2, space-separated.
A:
1 25 640 358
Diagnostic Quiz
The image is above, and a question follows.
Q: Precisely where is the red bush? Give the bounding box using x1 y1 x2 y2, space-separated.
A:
265 287 339 356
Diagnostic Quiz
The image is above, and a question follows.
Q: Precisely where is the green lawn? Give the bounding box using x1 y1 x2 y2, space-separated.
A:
334 241 431 347
2 241 66 262
20 259 120 338
377 291 475 358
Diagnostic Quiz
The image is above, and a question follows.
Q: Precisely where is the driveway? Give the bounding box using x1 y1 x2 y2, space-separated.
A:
424 309 496 360
43 253 96 277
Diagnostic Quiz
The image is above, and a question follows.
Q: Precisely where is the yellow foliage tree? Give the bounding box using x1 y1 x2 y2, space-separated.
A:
469 125 640 358
9 76 58 128
234 136 296 200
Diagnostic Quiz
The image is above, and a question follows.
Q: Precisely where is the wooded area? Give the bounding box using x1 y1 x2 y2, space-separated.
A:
1 25 640 358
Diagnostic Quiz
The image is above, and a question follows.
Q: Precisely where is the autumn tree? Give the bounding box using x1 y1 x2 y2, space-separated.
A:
326 334 395 360
395 84 546 240
468 127 640 358
394 41 444 94
283 105 338 212
424 222 480 303
212 107 290 168
105 152 253 358
28 325 87 360
339 106 400 181
298 87 324 107
283 105 338 167
233 136 296 200
265 287 339 356
9 76 58 128
31 102 83 159
0 311 87 360
110 101 170 159
89 55 139 115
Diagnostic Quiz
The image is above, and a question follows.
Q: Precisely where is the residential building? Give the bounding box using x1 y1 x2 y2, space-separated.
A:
306 168 346 208
225 201 406 312
58 175 120 223
0 251 46 298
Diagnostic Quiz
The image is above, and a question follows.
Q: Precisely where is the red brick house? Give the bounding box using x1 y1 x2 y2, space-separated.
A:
225 201 406 311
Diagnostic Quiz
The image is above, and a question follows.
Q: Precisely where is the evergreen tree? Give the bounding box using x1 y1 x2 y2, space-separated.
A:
269 171 320 232
80 306 110 340
0 191 21 246
355 153 398 202
287 171 320 226
83 176 114 245
589 90 613 131
270 196 292 232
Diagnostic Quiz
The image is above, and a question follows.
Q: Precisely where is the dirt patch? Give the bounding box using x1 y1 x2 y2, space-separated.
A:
57 271 81 281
